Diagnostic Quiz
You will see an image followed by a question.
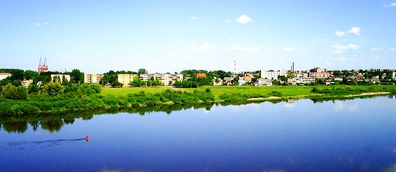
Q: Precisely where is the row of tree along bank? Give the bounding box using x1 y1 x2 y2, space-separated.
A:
1 82 396 115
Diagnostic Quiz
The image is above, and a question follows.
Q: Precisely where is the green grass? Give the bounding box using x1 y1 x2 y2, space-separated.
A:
101 85 396 99
101 86 175 96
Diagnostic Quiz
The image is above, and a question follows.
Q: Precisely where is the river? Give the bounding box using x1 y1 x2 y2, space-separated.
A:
1 96 396 171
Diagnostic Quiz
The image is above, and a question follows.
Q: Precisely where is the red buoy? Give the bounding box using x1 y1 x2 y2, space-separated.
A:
85 135 89 142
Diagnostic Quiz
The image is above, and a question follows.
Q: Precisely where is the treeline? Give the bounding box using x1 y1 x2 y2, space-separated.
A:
0 87 215 115
175 70 234 88
311 86 396 95
129 77 162 87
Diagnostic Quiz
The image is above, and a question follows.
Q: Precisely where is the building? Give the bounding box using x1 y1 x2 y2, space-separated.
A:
38 57 48 73
393 72 396 79
308 67 331 79
118 74 137 86
256 78 272 86
84 74 103 84
196 73 207 79
51 74 71 83
21 80 33 87
223 77 234 85
261 69 287 79
139 74 152 81
0 73 11 80
213 77 223 86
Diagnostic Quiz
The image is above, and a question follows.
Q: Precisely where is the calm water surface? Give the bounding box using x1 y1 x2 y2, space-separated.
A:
1 96 396 172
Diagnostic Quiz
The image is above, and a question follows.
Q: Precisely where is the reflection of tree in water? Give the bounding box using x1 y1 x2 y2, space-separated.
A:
0 99 324 134
40 119 64 133
2 121 28 133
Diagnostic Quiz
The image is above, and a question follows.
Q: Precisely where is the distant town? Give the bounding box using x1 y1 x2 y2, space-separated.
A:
1 58 396 88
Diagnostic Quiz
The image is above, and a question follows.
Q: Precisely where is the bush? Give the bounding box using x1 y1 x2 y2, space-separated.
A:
42 82 64 96
268 91 282 97
2 83 28 100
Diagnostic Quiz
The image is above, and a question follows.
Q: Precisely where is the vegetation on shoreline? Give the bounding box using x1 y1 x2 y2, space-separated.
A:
1 84 396 116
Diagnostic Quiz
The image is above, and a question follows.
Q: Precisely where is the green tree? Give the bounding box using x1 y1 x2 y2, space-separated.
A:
42 82 64 96
287 71 296 78
70 69 84 83
138 68 148 75
2 83 28 99
62 75 69 85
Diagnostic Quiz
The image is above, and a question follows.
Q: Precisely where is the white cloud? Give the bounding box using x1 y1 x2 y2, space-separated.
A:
385 2 396 7
335 31 346 37
347 26 361 35
189 16 199 21
332 43 359 53
190 42 220 52
226 44 260 53
235 15 253 24
34 21 49 27
334 26 361 37
282 48 296 52
369 48 384 52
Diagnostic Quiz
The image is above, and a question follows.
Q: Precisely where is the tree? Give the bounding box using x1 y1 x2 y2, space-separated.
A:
10 69 24 81
138 68 148 75
130 77 144 87
2 83 28 100
287 71 296 78
24 70 38 80
70 69 84 83
42 82 64 96
62 75 69 85
100 70 117 85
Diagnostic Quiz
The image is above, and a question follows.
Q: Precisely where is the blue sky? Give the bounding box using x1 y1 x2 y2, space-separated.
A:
1 0 396 73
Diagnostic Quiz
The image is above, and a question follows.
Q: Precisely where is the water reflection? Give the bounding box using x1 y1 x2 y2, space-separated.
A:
0 95 393 134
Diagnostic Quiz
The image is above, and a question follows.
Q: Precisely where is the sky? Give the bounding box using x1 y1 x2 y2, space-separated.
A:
0 0 396 73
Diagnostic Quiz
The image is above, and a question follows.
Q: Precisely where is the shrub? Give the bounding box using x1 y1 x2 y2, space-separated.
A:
2 83 28 100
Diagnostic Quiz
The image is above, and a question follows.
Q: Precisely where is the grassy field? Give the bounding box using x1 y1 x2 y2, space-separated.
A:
100 86 175 96
101 85 396 99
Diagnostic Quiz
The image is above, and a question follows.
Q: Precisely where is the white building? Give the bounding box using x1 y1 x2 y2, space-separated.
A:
296 77 315 84
0 73 11 80
261 69 287 79
84 74 103 84
393 72 396 79
256 78 272 86
118 74 137 86
139 74 151 81
21 80 33 87
51 74 71 83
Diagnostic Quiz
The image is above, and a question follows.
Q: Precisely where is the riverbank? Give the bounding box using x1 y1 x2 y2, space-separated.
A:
1 85 395 115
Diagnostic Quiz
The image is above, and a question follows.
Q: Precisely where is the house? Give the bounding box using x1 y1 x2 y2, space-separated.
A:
118 74 137 86
256 78 272 86
287 78 297 85
261 69 287 79
223 77 234 85
51 74 71 83
139 74 152 81
0 73 12 80
308 67 331 79
213 77 223 86
196 73 207 79
84 74 103 84
334 77 343 82
393 72 396 79
21 80 33 87
296 77 315 84
238 77 247 86
160 73 173 86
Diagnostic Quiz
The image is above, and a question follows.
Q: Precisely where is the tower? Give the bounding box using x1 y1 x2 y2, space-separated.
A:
291 62 295 72
234 59 236 73
38 56 48 73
